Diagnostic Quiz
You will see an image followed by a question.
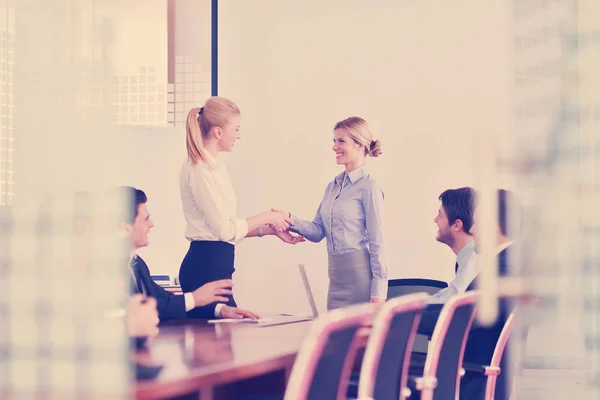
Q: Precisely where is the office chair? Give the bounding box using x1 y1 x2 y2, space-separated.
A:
388 278 448 354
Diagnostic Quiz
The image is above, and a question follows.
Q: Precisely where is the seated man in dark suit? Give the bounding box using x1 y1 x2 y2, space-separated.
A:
121 186 259 322
417 189 521 400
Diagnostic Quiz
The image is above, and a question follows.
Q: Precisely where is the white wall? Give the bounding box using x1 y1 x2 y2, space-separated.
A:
108 126 191 275
123 1 512 315
215 0 511 314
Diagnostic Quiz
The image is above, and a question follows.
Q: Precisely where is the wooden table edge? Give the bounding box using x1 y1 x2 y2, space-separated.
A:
134 351 298 399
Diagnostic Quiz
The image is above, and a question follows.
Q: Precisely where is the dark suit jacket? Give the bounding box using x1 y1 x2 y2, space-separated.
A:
417 246 514 400
131 256 216 321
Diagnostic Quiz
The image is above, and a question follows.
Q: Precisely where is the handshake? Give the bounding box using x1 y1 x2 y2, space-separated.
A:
261 208 306 245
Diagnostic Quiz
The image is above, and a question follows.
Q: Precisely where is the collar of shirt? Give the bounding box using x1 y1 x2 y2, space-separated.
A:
334 166 368 186
445 240 515 297
471 240 515 276
451 241 478 293
202 150 223 170
456 239 475 270
495 240 514 255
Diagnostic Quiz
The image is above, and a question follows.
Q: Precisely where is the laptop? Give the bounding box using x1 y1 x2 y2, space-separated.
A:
256 263 320 327
208 264 320 326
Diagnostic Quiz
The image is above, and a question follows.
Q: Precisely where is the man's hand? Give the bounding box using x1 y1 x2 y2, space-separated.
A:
369 297 385 304
220 305 260 320
191 279 234 307
127 294 159 339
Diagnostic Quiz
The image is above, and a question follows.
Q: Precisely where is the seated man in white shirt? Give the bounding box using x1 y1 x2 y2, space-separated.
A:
429 187 477 304
121 186 259 322
417 189 520 400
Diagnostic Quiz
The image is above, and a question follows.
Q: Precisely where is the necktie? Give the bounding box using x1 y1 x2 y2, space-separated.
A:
129 260 144 294
134 264 144 294
455 261 459 274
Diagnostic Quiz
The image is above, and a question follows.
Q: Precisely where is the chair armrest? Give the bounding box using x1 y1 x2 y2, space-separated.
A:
408 375 438 391
462 362 501 376
484 366 501 376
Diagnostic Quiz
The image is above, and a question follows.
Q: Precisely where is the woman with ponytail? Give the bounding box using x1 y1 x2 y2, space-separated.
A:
273 117 388 311
179 97 301 315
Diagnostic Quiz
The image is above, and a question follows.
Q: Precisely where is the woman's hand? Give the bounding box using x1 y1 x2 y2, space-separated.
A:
271 208 292 220
264 210 292 232
269 208 294 232
274 229 306 244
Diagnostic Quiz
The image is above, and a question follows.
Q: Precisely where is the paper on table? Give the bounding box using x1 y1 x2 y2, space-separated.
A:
208 318 273 324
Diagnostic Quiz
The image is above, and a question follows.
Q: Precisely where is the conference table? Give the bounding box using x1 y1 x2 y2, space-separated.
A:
134 318 370 400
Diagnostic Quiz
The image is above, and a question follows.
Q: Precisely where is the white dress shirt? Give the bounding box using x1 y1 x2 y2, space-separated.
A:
429 240 477 304
428 240 515 304
179 152 249 244
466 240 514 281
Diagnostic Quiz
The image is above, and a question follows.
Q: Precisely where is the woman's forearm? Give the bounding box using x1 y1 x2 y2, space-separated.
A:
290 217 326 242
245 213 270 234
245 211 291 236
246 225 276 237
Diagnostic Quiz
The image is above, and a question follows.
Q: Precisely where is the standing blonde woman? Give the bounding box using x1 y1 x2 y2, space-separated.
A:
275 117 388 311
179 97 301 316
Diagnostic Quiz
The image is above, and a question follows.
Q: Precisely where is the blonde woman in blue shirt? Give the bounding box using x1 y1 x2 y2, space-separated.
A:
275 117 388 311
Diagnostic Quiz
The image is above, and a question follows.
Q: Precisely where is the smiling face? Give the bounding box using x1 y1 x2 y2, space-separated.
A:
215 114 241 152
332 128 365 167
125 203 154 251
434 204 454 245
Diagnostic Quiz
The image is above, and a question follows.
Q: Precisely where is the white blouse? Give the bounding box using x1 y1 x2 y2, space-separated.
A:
179 152 249 244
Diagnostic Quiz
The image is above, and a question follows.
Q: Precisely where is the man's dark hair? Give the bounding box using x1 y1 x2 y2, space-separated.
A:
498 189 522 238
439 187 475 234
117 186 147 223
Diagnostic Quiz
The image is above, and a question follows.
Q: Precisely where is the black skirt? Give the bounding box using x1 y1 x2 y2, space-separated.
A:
178 240 237 317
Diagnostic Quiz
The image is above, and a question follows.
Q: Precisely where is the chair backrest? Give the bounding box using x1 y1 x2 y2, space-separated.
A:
387 279 448 353
485 311 516 400
421 292 478 400
358 293 430 400
387 279 448 298
284 303 377 400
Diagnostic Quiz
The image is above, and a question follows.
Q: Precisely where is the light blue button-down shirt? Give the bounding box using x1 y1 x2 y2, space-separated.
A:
290 166 388 299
